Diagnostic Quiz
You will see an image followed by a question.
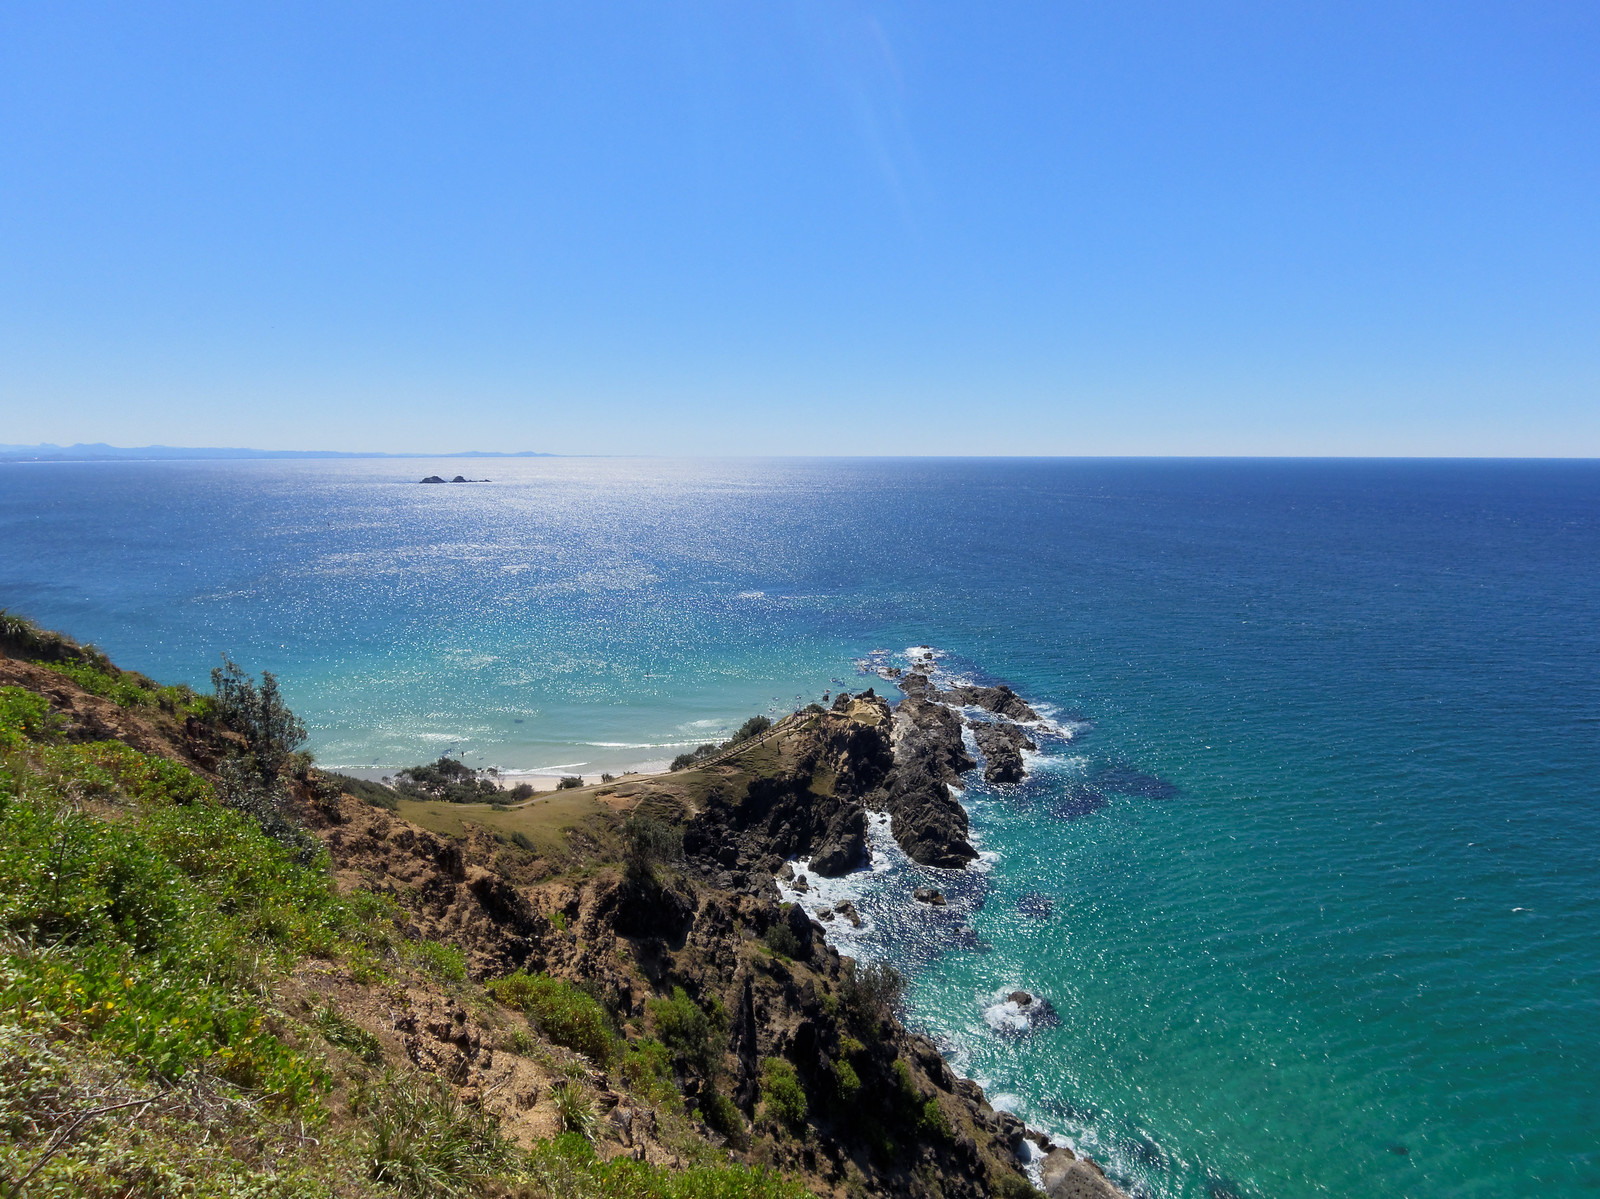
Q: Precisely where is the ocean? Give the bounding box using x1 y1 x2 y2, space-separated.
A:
2 456 1596 1198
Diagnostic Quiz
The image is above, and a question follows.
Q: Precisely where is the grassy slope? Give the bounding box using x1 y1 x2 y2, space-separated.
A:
0 617 814 1199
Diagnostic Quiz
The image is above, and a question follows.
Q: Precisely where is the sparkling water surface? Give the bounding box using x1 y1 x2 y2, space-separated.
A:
2 457 1596 1197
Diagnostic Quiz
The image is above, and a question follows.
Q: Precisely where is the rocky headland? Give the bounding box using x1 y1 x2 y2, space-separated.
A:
0 614 1125 1199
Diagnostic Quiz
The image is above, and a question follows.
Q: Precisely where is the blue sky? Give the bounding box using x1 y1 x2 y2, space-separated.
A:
1 2 1596 455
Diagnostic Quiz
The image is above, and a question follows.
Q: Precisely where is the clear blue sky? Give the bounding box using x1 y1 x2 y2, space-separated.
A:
2 2 1596 455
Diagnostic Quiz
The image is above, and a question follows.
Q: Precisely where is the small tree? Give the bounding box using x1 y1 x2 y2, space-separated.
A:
622 814 683 882
839 959 905 1030
210 657 307 788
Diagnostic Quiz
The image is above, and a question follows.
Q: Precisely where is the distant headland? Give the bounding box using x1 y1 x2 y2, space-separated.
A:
0 442 555 462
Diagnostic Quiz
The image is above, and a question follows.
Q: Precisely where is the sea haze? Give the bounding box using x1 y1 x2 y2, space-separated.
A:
2 456 1596 1198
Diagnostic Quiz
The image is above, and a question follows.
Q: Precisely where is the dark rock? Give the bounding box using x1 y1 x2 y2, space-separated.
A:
1041 1148 1127 1199
809 805 867 876
970 719 1037 784
783 901 816 958
1007 990 1032 1006
943 683 1041 723
914 887 947 906
834 899 862 927
420 475 446 483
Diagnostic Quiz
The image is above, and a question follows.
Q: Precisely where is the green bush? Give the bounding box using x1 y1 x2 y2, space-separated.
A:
392 757 500 804
697 1083 746 1145
621 1037 676 1103
33 659 155 709
523 1132 813 1199
413 940 467 983
511 831 535 851
759 1058 807 1129
365 1071 513 1198
762 920 802 960
0 686 54 749
209 658 307 789
647 986 726 1076
832 1057 862 1102
487 971 615 1064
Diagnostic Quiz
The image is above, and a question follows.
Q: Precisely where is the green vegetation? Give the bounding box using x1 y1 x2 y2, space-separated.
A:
696 1083 746 1145
411 939 468 983
487 971 615 1065
323 770 402 810
0 675 405 1194
32 657 206 714
623 813 683 881
523 1133 811 1199
759 1058 807 1129
393 756 500 804
621 1037 677 1104
556 775 584 790
363 1071 514 1198
0 610 108 668
761 917 803 960
0 686 55 749
647 986 727 1077
210 656 308 789
838 959 905 1029
669 714 772 771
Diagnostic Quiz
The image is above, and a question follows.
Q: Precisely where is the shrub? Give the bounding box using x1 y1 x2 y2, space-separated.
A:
365 1072 512 1198
210 658 307 788
0 686 54 749
556 775 584 790
621 1037 676 1103
509 782 535 800
623 814 682 881
759 1058 807 1129
647 986 725 1076
413 940 467 983
832 1057 862 1102
698 1083 747 1146
510 830 535 851
762 920 802 960
919 1096 953 1140
552 1079 597 1140
487 971 615 1064
839 960 905 1029
392 757 499 804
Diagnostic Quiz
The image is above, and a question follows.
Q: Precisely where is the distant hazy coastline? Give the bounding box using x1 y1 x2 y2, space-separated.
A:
0 442 556 461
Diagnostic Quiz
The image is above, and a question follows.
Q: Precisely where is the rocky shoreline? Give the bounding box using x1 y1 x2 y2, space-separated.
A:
675 660 1127 1199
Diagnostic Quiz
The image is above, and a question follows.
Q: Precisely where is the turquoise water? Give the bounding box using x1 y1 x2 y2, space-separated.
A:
2 457 1596 1197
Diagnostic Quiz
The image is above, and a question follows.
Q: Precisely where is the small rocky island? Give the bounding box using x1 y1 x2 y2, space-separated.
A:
420 474 490 483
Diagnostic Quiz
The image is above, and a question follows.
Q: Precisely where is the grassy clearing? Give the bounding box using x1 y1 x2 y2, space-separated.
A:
396 790 615 859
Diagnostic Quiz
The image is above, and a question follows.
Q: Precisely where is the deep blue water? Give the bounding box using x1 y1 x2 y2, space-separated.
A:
2 457 1597 1197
